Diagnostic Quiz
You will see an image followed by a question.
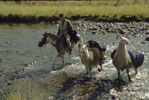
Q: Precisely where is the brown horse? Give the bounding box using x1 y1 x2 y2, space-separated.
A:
38 32 82 68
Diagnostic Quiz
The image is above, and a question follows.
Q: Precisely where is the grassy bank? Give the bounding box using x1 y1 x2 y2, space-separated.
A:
1 79 49 100
0 1 149 23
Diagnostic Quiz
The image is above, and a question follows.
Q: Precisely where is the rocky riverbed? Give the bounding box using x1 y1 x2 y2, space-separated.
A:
0 21 149 100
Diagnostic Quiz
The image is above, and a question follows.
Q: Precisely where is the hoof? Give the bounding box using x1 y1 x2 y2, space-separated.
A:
98 68 102 72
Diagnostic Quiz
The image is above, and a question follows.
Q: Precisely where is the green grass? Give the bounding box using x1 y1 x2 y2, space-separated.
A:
0 1 149 21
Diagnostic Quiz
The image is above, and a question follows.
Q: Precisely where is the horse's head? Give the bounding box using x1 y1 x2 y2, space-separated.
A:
101 52 107 61
38 32 53 47
77 37 85 53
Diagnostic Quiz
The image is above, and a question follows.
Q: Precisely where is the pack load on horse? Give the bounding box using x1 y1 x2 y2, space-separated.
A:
77 39 106 77
111 49 144 69
86 40 107 71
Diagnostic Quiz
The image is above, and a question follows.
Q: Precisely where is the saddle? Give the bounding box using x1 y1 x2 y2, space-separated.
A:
58 35 68 47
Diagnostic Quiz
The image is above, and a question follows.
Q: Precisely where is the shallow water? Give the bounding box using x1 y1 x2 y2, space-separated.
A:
0 23 149 100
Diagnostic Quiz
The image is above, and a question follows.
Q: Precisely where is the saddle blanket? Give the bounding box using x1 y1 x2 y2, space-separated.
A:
111 48 144 68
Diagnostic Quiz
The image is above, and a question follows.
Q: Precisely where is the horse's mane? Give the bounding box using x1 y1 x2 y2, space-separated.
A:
45 32 58 40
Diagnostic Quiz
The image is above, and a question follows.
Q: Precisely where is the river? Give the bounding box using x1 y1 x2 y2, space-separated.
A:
0 23 149 100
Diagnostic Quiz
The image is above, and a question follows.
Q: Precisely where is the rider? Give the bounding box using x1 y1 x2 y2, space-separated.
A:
57 13 73 54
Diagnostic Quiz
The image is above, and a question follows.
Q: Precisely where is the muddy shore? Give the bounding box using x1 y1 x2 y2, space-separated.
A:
0 21 149 100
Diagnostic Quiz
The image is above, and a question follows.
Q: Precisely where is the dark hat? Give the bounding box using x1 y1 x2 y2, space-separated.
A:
59 13 64 18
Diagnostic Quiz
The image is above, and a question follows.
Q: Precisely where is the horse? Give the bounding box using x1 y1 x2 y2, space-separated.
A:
38 32 82 68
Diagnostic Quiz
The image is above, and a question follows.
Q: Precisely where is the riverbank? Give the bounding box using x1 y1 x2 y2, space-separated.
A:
0 1 149 23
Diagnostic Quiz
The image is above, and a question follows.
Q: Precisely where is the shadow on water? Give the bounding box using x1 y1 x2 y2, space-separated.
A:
54 72 131 100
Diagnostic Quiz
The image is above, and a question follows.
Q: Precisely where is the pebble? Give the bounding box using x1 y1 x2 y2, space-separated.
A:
23 64 28 66
110 88 116 94
73 95 79 100
146 31 149 35
5 41 11 44
0 59 5 63
49 96 54 100
15 76 20 79
8 77 14 81
111 95 116 100
89 27 98 30
145 37 149 41
88 87 95 91
91 31 96 34
141 42 145 44
145 93 149 98
7 82 12 86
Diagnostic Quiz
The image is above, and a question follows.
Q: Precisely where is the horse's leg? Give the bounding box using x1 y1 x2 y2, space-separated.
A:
135 68 138 75
52 55 58 68
100 64 103 71
126 68 132 82
68 45 72 58
61 55 64 66
89 67 92 78
98 64 102 72
68 53 71 59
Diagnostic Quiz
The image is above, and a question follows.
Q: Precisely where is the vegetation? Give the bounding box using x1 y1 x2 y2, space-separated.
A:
0 1 149 23
2 79 49 100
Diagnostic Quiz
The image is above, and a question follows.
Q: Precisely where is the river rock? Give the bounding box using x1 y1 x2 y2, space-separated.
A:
146 31 149 35
89 27 98 30
145 37 149 41
49 96 54 100
141 42 145 44
119 29 125 34
7 82 12 86
91 31 96 34
0 59 5 63
111 95 116 99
